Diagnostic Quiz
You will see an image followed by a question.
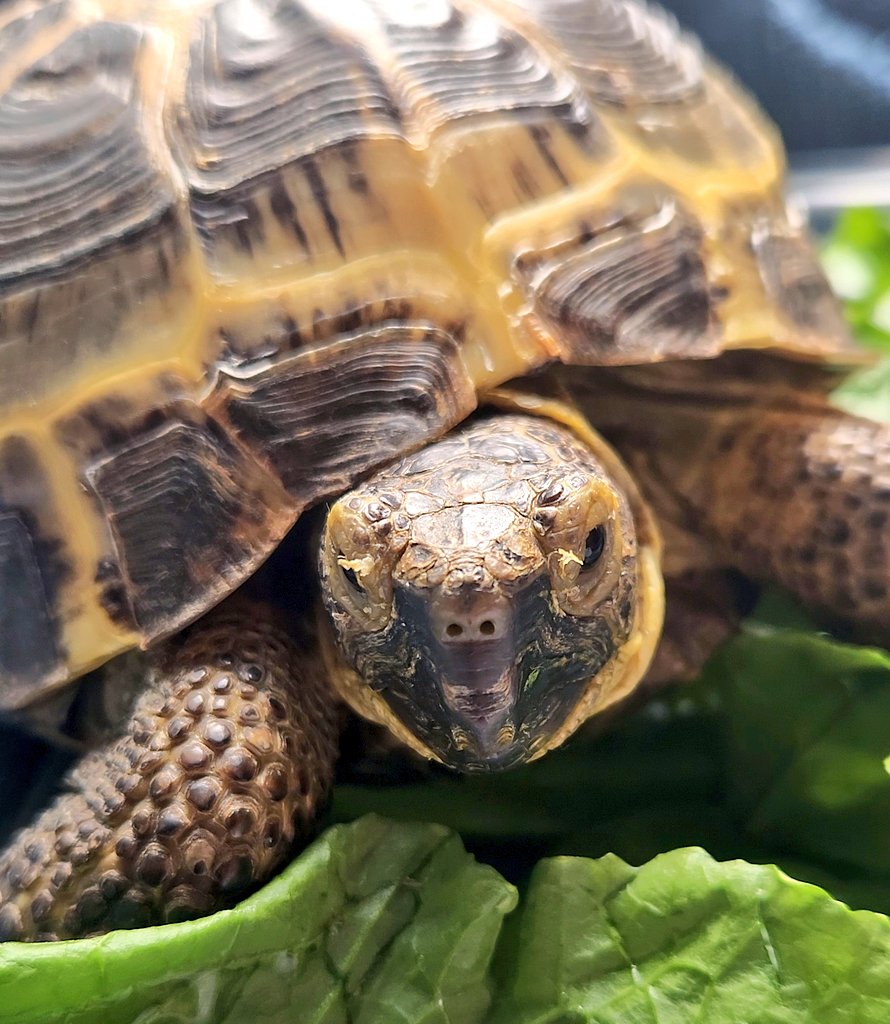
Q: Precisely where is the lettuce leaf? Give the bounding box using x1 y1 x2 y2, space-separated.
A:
822 207 890 355
0 817 516 1024
8 813 890 1024
825 207 890 422
493 849 890 1024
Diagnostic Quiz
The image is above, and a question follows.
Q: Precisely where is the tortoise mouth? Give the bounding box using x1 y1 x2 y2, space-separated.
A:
343 575 619 772
438 644 517 764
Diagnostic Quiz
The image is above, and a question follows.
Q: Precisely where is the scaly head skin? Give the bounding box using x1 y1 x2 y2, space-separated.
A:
319 411 662 771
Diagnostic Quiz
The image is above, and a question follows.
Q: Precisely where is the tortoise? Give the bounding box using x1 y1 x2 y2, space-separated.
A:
0 0 888 943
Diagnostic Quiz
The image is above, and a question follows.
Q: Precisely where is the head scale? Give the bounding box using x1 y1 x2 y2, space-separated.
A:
318 411 657 771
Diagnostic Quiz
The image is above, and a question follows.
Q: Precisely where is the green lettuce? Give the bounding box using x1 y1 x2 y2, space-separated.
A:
0 817 516 1024
821 207 890 355
493 851 890 1023
824 207 890 422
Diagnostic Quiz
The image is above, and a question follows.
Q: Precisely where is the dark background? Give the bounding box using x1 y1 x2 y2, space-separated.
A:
661 0 890 152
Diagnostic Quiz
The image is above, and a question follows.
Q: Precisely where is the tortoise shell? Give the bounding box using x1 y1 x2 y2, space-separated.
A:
0 0 854 709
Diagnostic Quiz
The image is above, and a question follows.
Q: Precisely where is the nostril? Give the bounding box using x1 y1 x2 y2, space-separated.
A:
479 620 496 637
446 623 464 638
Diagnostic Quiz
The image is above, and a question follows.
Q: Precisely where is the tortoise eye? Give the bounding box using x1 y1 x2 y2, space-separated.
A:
582 526 606 570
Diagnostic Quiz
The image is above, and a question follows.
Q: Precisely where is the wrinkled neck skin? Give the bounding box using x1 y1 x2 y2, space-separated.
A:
317 407 659 772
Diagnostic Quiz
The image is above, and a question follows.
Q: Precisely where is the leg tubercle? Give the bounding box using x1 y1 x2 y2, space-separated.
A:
0 604 338 941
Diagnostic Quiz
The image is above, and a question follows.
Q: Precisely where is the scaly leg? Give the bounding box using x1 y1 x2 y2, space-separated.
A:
0 604 338 941
703 409 890 632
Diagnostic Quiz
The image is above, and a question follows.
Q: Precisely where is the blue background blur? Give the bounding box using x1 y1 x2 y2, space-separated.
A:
662 0 890 152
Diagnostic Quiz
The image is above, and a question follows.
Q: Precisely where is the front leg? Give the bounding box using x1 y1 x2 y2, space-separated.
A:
645 571 745 687
704 408 890 634
566 363 890 638
0 604 338 941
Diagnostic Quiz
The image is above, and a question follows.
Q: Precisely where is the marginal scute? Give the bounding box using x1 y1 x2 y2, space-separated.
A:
749 207 852 342
516 185 717 364
211 321 477 500
711 200 859 361
0 436 69 708
0 513 63 707
79 409 295 642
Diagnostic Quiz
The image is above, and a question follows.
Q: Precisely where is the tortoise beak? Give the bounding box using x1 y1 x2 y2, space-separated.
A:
438 640 518 761
430 596 523 765
419 593 532 770
341 574 613 773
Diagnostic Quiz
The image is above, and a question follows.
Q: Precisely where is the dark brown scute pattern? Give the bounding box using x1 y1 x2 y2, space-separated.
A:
215 292 428 366
377 0 599 145
172 0 611 274
512 1 766 169
0 20 167 276
0 438 68 708
746 207 850 338
0 513 63 705
511 0 703 105
174 0 401 265
80 407 294 641
517 186 717 364
0 19 190 403
0 607 339 941
212 322 477 500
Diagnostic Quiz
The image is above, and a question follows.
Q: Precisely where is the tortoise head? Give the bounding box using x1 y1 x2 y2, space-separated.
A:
318 409 662 771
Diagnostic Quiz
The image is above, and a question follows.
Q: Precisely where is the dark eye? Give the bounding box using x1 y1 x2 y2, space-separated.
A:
582 525 606 570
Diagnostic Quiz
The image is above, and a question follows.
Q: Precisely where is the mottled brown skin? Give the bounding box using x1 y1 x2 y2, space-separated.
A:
0 607 338 941
702 412 890 628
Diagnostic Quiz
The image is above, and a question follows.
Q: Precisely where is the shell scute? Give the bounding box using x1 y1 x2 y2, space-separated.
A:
57 386 295 646
0 436 71 707
0 0 857 701
0 17 194 411
174 0 406 280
